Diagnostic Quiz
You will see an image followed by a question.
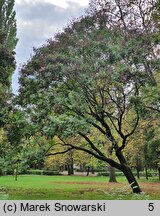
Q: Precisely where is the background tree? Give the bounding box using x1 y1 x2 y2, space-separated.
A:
0 0 17 127
45 146 98 175
143 120 160 180
0 0 19 175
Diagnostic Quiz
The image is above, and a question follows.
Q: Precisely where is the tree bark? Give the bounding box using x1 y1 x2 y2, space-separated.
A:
91 166 94 174
121 164 141 193
14 166 18 181
136 166 140 179
116 150 141 193
87 166 90 176
136 156 141 179
67 164 74 175
145 166 148 180
79 164 83 172
108 146 117 182
67 151 74 175
158 167 160 181
108 164 117 182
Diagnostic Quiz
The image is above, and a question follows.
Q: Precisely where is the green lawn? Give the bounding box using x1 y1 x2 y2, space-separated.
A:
0 175 159 200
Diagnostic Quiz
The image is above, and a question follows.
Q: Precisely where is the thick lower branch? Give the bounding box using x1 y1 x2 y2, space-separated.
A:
64 143 123 171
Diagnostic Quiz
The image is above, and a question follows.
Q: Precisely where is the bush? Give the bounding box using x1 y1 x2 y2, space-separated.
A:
26 169 62 176
42 170 62 176
97 172 109 176
97 171 124 177
26 170 43 175
0 187 9 200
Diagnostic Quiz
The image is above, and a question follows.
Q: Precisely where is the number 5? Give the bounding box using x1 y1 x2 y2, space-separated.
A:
148 203 154 211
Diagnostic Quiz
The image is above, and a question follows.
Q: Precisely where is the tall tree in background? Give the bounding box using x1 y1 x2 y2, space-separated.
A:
0 0 18 175
0 0 17 51
0 0 17 127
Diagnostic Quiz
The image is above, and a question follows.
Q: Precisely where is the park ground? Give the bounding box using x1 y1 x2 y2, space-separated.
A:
0 175 159 200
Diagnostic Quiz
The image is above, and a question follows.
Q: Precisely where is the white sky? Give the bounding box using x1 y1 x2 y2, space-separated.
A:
16 0 89 8
12 0 90 93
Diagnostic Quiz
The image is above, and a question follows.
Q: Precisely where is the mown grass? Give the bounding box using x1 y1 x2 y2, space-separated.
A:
0 175 159 200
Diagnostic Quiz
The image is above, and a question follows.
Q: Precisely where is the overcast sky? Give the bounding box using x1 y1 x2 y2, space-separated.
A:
12 0 89 93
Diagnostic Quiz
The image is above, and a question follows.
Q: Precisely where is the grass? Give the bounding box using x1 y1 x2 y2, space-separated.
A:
0 175 159 200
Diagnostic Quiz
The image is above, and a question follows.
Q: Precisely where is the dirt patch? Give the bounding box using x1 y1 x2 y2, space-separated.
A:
49 181 123 186
140 182 160 186
139 182 160 194
49 181 159 198
49 181 160 194
60 171 97 176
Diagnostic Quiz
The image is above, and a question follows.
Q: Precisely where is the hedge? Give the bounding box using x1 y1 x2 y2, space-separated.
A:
26 170 62 176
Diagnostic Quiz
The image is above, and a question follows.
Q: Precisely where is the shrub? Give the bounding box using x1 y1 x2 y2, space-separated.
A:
26 169 62 176
42 170 62 176
97 172 109 176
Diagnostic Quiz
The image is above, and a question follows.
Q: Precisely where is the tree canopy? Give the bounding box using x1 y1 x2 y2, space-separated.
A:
0 0 17 127
0 0 19 176
18 0 160 193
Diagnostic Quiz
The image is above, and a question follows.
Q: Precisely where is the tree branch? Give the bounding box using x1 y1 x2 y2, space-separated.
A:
63 142 123 171
146 106 160 113
45 147 74 157
125 106 139 139
78 132 106 157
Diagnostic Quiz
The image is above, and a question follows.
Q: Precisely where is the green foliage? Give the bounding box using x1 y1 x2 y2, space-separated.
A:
0 0 17 50
0 0 17 130
0 0 17 91
17 0 159 193
0 186 8 200
25 169 61 176
97 172 109 177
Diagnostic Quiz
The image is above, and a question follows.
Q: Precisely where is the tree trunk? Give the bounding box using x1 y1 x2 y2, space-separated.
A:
91 166 94 174
67 164 74 175
108 146 117 182
108 164 117 182
87 166 90 176
158 167 160 181
145 166 148 180
136 166 140 179
67 152 74 175
80 164 85 172
14 166 18 181
136 156 141 179
80 164 83 172
116 150 141 193
121 164 141 193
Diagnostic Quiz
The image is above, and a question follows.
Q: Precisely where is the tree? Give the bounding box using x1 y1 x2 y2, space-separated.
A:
18 0 159 193
0 0 17 127
143 120 160 180
0 0 17 50
45 137 99 175
125 120 150 179
45 139 75 175
0 108 32 179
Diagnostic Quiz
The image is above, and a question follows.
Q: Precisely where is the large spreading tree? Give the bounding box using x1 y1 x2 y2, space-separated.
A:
18 0 159 193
